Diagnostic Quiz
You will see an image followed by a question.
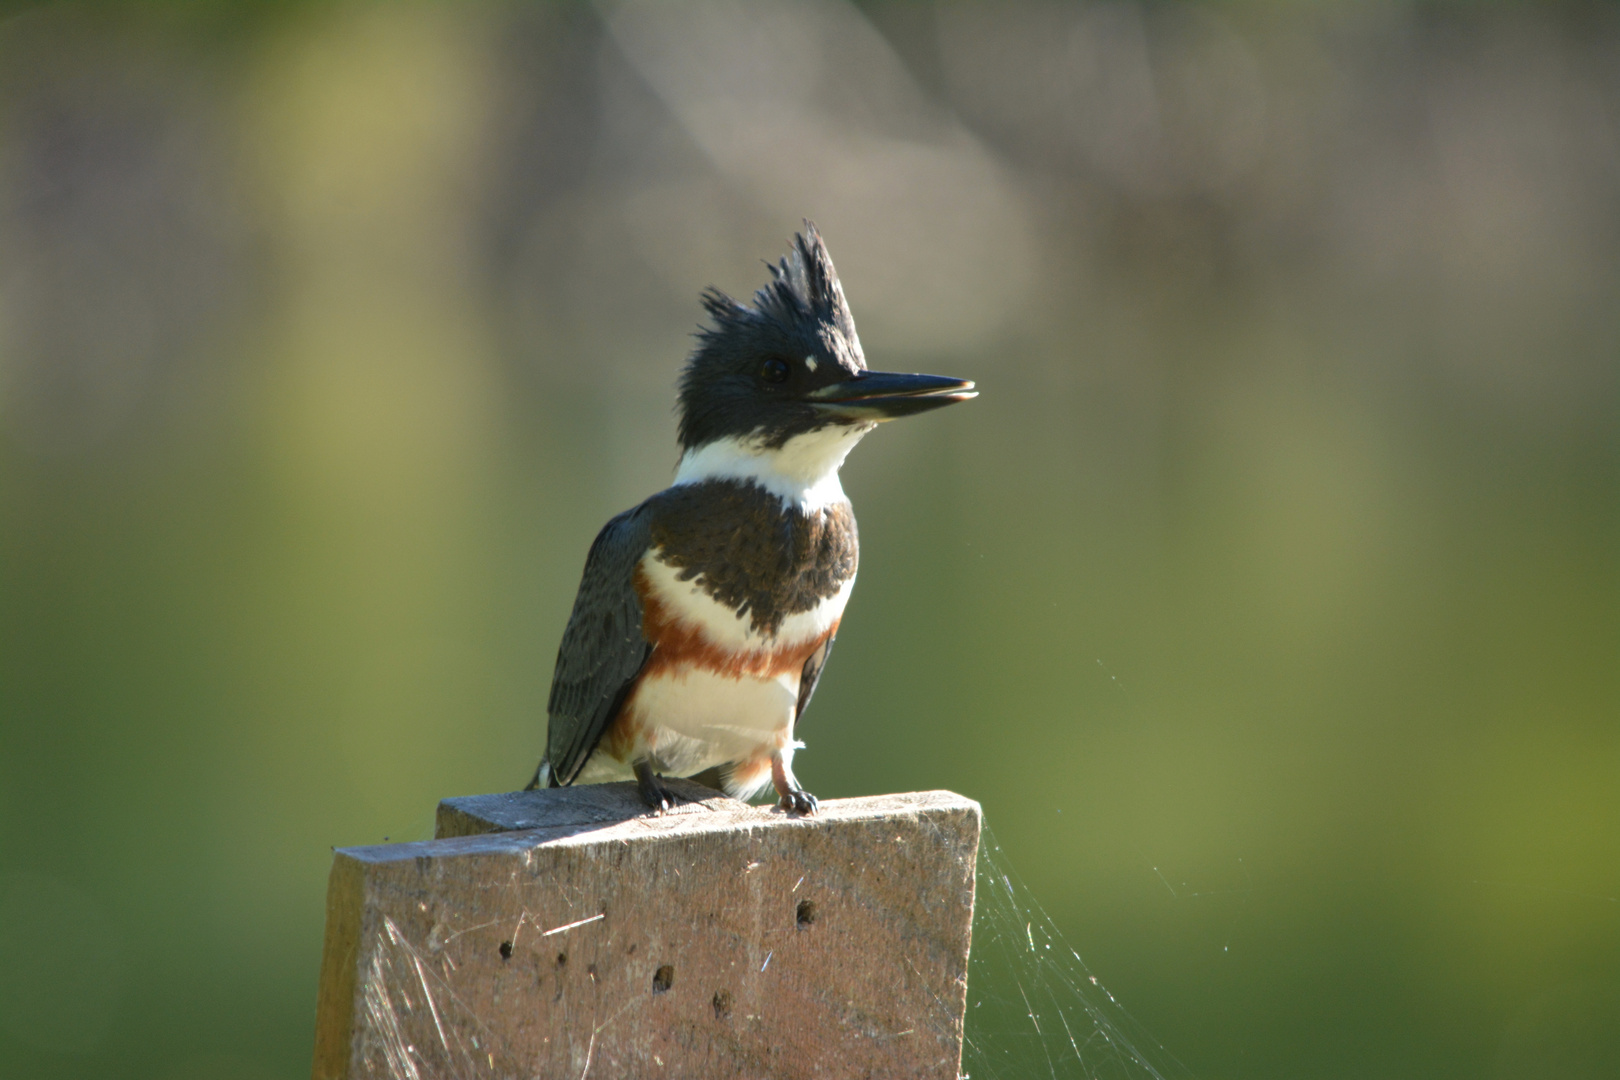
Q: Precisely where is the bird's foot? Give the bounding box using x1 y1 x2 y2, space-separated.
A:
633 761 681 813
777 788 818 815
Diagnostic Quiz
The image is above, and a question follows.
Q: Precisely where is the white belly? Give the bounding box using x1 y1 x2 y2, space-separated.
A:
573 666 798 794
637 666 798 773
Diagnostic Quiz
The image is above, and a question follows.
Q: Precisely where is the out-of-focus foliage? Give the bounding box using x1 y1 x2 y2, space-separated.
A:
1 3 1616 1078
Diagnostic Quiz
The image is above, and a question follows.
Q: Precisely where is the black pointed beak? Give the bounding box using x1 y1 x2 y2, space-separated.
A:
809 370 977 420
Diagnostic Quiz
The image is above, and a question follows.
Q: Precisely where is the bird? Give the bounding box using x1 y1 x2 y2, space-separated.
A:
527 225 976 813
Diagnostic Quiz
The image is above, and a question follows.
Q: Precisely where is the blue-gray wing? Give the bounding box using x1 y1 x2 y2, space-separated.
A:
796 634 835 721
539 506 655 787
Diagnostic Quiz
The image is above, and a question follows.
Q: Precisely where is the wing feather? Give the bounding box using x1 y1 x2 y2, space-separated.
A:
541 506 655 786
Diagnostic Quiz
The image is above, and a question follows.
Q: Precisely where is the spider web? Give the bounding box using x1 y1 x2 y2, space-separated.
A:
961 824 1192 1080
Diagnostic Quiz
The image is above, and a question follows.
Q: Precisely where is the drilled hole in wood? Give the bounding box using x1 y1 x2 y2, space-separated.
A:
713 989 733 1019
652 965 674 994
498 940 514 960
796 899 817 929
555 952 567 969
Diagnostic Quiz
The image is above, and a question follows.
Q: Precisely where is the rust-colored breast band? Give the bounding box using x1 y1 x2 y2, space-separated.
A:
633 565 836 681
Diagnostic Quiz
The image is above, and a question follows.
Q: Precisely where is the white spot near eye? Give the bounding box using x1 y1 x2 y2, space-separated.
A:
804 356 817 372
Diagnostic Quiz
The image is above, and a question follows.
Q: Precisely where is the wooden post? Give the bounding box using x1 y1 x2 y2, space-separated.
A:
312 781 981 1079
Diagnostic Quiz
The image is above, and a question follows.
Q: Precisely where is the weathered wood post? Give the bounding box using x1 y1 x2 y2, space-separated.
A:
312 779 981 1079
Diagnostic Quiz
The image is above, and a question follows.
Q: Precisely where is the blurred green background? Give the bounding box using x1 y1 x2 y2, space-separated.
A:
1 2 1616 1077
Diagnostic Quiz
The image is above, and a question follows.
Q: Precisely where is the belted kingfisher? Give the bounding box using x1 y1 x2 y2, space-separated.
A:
527 225 975 813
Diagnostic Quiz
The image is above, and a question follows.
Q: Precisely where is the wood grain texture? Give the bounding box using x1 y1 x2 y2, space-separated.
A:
313 785 981 1080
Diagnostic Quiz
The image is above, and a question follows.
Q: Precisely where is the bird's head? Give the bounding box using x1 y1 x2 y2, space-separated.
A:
675 226 975 487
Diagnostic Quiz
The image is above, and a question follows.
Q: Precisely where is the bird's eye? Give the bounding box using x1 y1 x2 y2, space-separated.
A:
761 358 790 384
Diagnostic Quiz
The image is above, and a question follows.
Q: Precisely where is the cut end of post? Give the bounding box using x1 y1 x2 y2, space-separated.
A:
434 776 744 838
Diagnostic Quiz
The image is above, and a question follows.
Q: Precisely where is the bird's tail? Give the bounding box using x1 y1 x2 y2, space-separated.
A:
524 759 551 791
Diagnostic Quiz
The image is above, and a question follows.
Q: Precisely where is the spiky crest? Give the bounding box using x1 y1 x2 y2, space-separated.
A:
678 224 867 450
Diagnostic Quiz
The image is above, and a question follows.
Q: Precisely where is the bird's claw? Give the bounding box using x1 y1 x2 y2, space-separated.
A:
634 762 681 813
777 789 818 815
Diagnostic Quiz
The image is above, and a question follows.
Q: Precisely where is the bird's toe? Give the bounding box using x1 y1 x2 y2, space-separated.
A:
634 762 681 814
778 789 818 815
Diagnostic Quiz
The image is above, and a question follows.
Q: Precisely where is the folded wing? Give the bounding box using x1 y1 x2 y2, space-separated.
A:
539 506 656 787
